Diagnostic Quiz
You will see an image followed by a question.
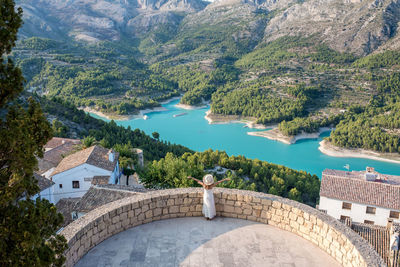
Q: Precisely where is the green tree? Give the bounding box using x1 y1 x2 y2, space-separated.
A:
0 1 67 265
152 131 160 140
82 135 97 148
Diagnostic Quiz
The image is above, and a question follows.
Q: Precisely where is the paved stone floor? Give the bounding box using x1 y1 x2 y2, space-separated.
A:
75 217 340 267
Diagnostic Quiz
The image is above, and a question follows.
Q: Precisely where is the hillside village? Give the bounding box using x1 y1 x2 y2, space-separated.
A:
34 137 146 221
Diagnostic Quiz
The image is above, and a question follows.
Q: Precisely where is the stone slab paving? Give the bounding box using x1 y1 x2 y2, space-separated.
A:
75 217 341 267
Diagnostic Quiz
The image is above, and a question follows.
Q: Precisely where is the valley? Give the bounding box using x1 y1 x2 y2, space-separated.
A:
13 0 400 156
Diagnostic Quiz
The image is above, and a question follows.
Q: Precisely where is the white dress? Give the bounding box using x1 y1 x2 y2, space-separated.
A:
202 188 216 219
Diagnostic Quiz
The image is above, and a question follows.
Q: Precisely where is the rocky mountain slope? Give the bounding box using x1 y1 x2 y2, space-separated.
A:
18 0 207 42
17 0 400 56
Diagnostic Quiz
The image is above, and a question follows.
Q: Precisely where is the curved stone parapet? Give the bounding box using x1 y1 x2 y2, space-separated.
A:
61 188 385 267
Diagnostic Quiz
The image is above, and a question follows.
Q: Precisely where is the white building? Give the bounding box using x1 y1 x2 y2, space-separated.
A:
319 168 400 226
50 145 121 204
29 173 55 202
38 137 82 178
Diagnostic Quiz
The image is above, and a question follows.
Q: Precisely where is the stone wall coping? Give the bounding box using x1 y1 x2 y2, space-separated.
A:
61 187 386 267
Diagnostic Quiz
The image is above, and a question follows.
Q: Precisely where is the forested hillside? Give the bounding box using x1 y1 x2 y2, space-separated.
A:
140 150 321 206
13 0 400 154
37 95 192 161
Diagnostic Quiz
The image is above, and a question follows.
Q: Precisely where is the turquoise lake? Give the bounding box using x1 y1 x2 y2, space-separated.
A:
90 99 400 177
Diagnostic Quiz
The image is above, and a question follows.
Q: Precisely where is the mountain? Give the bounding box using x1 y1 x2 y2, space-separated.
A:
13 0 400 155
18 0 207 42
17 0 400 56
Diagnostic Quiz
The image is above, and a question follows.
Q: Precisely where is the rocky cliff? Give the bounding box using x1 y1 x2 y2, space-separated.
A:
17 0 400 55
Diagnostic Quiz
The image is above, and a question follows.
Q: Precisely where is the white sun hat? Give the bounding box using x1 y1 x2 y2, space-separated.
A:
203 174 214 186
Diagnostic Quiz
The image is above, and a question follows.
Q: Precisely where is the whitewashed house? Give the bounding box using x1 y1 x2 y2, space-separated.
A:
50 145 121 204
38 137 81 178
30 173 55 202
319 168 400 226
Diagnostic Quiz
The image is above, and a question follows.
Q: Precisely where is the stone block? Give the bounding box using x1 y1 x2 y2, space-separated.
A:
252 209 261 217
243 209 252 215
145 210 153 219
224 205 235 213
138 213 145 221
226 200 234 206
128 210 134 218
183 198 193 205
112 216 120 224
134 208 142 216
272 201 282 209
153 208 162 216
169 206 179 213
132 202 139 209
261 199 272 206
238 214 247 219
180 206 190 213
227 194 236 201
247 215 257 221
141 204 149 213
234 207 243 214
297 216 304 225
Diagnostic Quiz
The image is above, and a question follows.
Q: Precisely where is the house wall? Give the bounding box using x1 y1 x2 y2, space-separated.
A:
34 187 54 203
108 161 120 184
51 164 112 204
319 196 400 226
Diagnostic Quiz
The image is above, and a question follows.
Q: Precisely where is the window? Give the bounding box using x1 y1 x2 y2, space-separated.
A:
364 220 374 225
72 181 80 189
340 215 350 221
366 206 376 214
390 211 400 219
59 184 62 189
342 202 352 210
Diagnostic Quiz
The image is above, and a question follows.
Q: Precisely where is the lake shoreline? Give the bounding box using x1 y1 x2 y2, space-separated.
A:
82 106 167 121
248 127 333 144
204 110 269 129
318 139 400 164
81 96 181 121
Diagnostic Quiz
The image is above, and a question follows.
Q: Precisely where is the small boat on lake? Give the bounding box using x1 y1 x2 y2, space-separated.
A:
143 115 148 120
173 112 187 118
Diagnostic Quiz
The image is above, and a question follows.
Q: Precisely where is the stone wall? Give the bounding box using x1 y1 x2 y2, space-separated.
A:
61 188 385 267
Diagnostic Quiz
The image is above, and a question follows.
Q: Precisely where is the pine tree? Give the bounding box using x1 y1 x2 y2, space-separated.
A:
0 1 67 265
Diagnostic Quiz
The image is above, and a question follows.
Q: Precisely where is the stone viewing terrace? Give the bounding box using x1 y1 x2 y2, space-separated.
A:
60 188 386 267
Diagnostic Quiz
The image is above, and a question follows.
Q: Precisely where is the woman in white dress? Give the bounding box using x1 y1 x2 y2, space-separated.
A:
188 174 230 220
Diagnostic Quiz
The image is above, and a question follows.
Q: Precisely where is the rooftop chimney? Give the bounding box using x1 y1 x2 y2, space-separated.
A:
365 166 378 181
108 150 114 162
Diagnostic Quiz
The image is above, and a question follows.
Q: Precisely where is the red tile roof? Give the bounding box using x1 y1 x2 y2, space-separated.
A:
45 137 81 150
52 145 119 176
320 169 400 210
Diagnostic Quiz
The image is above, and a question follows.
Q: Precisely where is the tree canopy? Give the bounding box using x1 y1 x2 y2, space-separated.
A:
0 1 67 265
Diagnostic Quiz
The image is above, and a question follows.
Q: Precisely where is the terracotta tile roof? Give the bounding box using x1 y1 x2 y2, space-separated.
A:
73 186 142 213
34 173 55 191
341 221 400 265
51 145 119 177
45 137 81 150
320 169 400 210
56 198 81 227
38 141 81 172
